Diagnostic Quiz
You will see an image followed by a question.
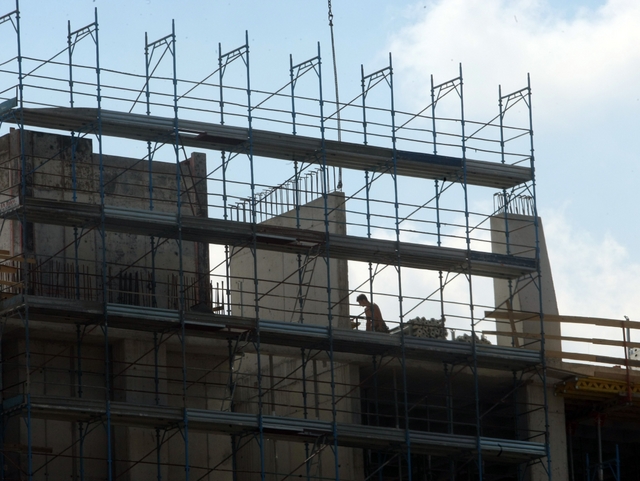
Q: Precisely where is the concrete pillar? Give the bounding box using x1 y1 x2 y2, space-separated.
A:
230 192 363 480
491 213 568 481
183 152 211 309
490 214 561 354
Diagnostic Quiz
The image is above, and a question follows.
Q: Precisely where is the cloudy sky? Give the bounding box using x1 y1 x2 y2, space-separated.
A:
4 0 639 328
386 0 640 322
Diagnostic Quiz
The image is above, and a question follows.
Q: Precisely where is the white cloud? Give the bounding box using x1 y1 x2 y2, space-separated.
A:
388 0 640 123
545 207 640 321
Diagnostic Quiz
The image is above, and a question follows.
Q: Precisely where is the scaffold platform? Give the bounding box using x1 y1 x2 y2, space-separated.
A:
10 107 533 189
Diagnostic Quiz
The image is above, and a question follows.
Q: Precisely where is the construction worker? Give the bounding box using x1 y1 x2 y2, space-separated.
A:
354 294 389 333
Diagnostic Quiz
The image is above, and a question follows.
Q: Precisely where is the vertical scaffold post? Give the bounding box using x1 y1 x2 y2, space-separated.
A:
67 19 75 109
65 12 104 479
142 24 179 478
58 7 110 477
240 31 268 480
290 42 342 479
218 38 249 315
525 72 552 480
317 41 342 481
430 74 445 320
218 34 266 477
144 30 166 308
458 63 484 480
166 20 191 480
289 58 305 325
360 65 368 146
498 83 515 351
67 13 96 303
434 64 484 478
362 164 383 478
360 64 380 335
242 30 267 480
0 2 32 479
218 40 232 314
360 59 376 322
290 54 298 136
83 7 114 479
389 52 413 480
67 20 81 299
498 75 550 479
364 169 375 304
289 62 311 475
360 55 413 479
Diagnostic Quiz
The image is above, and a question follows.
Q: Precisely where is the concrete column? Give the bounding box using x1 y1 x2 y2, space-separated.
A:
490 214 561 354
183 152 211 309
491 213 568 481
230 192 363 480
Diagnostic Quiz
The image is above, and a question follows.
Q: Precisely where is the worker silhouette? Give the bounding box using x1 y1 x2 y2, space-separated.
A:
355 294 389 333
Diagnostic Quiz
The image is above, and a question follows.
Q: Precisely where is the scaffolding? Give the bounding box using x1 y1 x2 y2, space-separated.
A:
0 3 563 480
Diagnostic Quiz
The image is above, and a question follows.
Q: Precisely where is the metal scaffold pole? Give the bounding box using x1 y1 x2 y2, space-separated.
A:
289 59 312 479
144 30 162 309
86 8 114 479
67 20 82 304
289 58 304 328
392 54 413 481
252 53 268 481
144 24 182 478
430 74 446 322
290 42 342 479
497 83 519 363
360 54 414 479
389 52 413 479
360 72 384 471
65 31 98 477
526 72 553 480
458 63 485 480
432 64 485 478
164 20 192 479
497 74 550 479
3 2 33 479
316 42 342 481
217 34 267 477
218 40 232 316
240 31 267 480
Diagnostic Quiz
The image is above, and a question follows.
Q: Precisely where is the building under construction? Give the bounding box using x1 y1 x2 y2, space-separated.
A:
1 4 639 481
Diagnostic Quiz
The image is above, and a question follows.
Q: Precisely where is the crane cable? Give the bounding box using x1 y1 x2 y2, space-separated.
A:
328 0 343 189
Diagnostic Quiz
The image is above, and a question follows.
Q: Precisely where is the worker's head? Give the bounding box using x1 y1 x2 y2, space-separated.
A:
356 294 368 306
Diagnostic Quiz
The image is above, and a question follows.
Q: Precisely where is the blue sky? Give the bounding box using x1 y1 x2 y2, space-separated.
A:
4 0 639 324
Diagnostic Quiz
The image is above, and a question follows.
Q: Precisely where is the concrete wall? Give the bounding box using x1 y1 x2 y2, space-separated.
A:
0 129 211 310
230 193 350 327
0 129 239 480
